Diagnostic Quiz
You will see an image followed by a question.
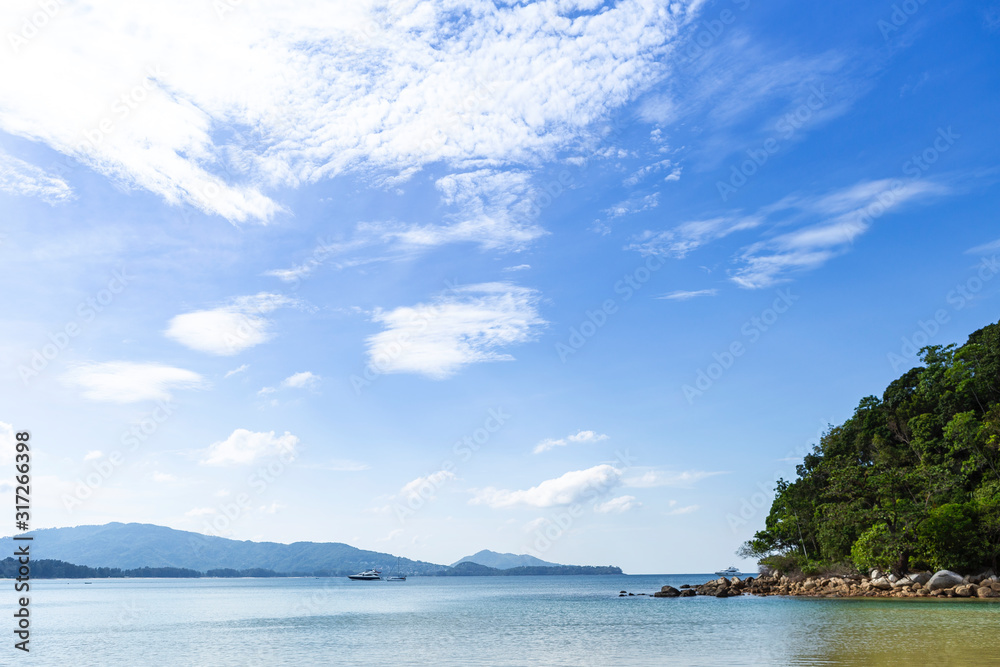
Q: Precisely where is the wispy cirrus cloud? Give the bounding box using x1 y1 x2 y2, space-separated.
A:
730 178 950 288
657 289 718 300
0 150 74 204
631 178 952 289
366 282 545 379
62 361 206 403
595 495 640 514
533 430 608 455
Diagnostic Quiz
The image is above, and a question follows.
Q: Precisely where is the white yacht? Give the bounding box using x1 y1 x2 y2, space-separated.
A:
347 568 382 581
714 566 742 577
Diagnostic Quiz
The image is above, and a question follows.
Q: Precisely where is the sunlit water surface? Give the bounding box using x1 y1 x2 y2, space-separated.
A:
25 574 1000 666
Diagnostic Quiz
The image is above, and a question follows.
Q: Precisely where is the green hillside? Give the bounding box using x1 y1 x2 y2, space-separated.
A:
742 319 1000 575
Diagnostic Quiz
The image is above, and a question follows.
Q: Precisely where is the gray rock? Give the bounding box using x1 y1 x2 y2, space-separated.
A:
715 590 730 598
679 589 696 597
927 570 965 591
657 586 680 598
870 577 893 591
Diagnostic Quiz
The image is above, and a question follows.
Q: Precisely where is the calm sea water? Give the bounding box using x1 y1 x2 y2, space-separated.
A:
22 574 1000 666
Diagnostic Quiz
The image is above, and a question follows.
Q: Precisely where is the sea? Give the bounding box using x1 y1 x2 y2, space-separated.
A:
22 574 1000 666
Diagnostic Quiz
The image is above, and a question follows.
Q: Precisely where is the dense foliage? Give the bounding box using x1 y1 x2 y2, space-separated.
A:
742 319 1000 576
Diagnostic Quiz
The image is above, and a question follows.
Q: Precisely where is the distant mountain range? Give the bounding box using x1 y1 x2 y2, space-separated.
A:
0 523 444 575
451 549 561 569
0 523 622 576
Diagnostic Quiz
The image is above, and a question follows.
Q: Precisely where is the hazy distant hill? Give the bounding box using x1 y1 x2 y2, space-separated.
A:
0 523 444 575
451 549 561 569
434 561 623 576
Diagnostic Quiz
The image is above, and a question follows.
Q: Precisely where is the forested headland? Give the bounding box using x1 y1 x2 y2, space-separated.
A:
742 318 1000 576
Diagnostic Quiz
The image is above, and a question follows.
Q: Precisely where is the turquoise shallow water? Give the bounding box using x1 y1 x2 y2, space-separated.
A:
21 574 1000 666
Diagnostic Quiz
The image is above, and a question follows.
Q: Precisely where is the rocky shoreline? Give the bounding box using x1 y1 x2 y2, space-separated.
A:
620 569 1000 600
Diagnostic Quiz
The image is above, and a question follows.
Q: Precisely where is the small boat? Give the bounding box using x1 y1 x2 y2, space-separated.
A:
347 568 382 581
715 566 742 577
385 557 406 581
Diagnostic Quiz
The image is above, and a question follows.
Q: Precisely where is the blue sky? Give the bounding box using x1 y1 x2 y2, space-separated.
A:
1 0 999 573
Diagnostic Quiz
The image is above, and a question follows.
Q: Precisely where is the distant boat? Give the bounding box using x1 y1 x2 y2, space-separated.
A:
347 568 382 581
385 557 406 581
714 566 742 577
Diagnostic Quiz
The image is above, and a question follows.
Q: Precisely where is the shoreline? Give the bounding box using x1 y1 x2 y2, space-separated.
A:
627 569 1000 600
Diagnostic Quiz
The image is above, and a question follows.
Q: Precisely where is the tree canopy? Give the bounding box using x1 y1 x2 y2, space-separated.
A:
742 319 1000 576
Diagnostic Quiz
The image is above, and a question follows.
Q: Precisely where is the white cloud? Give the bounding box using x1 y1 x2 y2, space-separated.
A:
595 495 639 514
281 371 319 389
657 289 718 300
0 150 74 204
624 469 726 488
186 507 217 516
533 429 609 454
604 193 660 219
258 371 321 397
62 361 206 403
665 503 699 516
152 472 176 482
201 428 299 466
399 470 456 501
258 502 285 515
623 159 676 187
471 464 622 508
967 238 1000 255
730 179 949 288
366 282 544 379
224 364 249 378
629 215 762 259
503 264 531 273
83 450 103 461
165 293 296 356
0 0 703 234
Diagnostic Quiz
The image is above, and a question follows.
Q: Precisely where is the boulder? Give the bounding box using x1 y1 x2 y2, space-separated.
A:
715 590 730 598
657 586 680 598
870 577 893 591
870 569 882 579
928 570 965 591
679 589 696 597
802 581 817 592
954 585 974 598
977 587 996 599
